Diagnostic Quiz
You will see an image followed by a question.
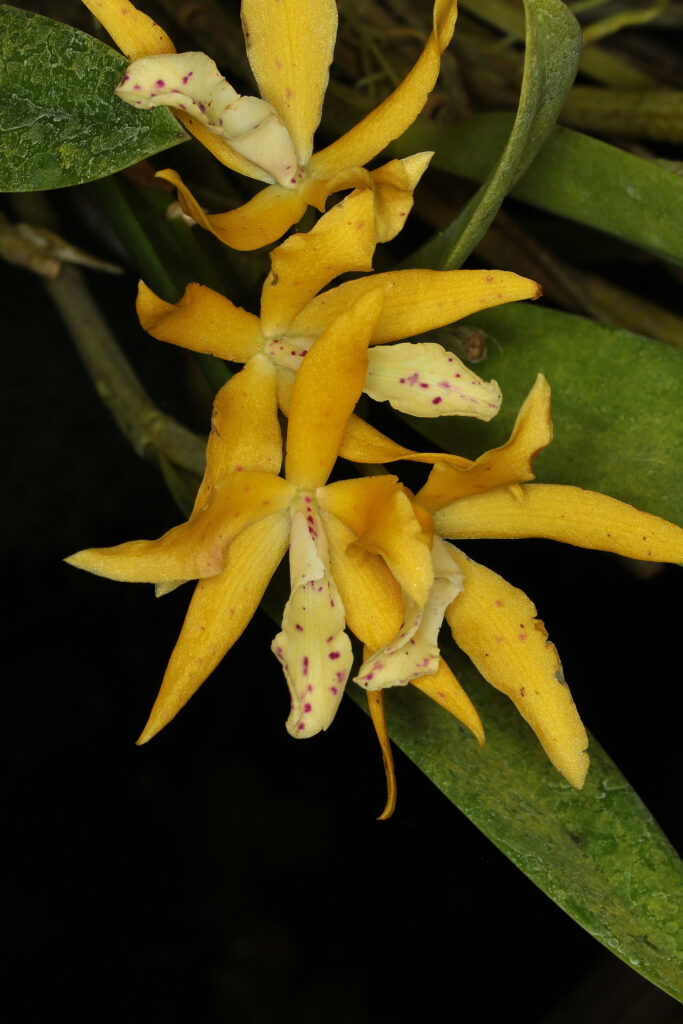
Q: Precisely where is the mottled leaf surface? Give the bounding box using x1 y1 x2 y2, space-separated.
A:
0 5 187 191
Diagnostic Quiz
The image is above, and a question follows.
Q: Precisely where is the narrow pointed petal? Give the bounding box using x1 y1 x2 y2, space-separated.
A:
242 0 338 166
366 690 397 820
309 0 458 175
318 476 434 607
412 658 485 746
260 190 376 338
272 507 353 738
435 484 683 562
321 512 404 650
338 413 472 469
289 268 541 342
137 280 263 362
445 547 589 790
370 153 433 242
81 0 175 60
157 169 307 250
356 537 462 688
365 342 501 420
417 374 552 512
65 472 295 583
137 512 289 743
285 287 385 490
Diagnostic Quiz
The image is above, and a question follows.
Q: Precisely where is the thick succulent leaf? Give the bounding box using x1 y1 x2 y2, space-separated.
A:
415 0 582 270
403 304 683 528
354 641 683 1001
0 6 187 191
395 112 683 266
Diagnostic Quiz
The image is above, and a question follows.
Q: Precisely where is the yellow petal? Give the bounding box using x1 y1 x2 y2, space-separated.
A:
157 169 307 251
136 280 263 362
81 0 175 60
417 373 552 512
241 0 338 167
285 287 385 489
318 476 434 607
321 511 404 650
370 152 433 242
299 165 374 213
411 658 485 746
338 412 472 469
365 690 397 820
137 511 290 743
309 0 458 174
65 473 295 583
260 190 376 338
445 547 589 789
289 268 541 342
435 483 683 562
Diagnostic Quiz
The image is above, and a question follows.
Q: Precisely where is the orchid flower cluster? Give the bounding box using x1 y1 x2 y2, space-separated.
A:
70 0 683 815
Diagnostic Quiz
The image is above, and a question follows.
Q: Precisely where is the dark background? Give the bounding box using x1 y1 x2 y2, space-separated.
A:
3 245 682 1024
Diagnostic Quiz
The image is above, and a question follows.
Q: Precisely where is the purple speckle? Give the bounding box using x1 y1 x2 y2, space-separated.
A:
336 672 344 683
302 656 309 676
155 78 165 88
133 84 141 91
298 722 306 732
365 672 374 681
182 71 193 85
432 397 442 405
295 623 303 632
304 703 312 713
330 686 338 695
329 651 340 660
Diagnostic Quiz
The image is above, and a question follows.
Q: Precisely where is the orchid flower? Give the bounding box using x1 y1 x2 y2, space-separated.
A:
81 0 458 248
66 288 444 743
137 189 540 426
355 374 683 812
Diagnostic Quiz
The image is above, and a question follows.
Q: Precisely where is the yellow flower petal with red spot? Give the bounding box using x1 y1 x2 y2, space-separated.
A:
434 484 683 561
411 658 485 747
444 547 589 790
318 476 434 607
242 0 338 167
157 169 308 251
81 0 175 60
138 512 290 743
417 373 552 512
289 269 541 342
309 0 458 176
136 280 263 362
65 471 295 584
285 287 385 489
259 190 376 338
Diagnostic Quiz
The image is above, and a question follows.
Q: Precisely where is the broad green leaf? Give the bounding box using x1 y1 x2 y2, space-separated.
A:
0 5 187 191
414 0 581 269
361 643 683 1001
403 303 683 527
394 113 683 265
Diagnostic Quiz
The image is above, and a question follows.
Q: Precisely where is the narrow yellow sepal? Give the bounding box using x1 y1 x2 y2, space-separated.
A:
338 413 472 469
417 373 552 512
370 153 433 243
411 658 485 746
157 169 307 251
81 0 175 60
136 280 264 362
366 689 397 820
309 0 458 175
318 476 434 608
65 472 295 584
435 484 683 562
445 547 589 790
241 0 338 167
260 190 376 338
137 512 290 744
285 287 385 490
289 268 541 343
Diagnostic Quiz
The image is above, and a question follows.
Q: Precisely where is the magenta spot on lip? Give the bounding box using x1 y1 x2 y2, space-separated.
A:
307 684 313 692
122 74 129 82
302 656 309 675
330 686 338 695
336 671 344 683
298 722 306 731
182 71 193 84
304 703 312 713
133 84 141 91
365 672 374 681
329 651 340 660
295 623 303 632
155 78 165 88
432 397 442 405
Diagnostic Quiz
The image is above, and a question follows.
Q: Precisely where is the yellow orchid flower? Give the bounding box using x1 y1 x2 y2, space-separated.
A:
357 374 683 811
66 287 441 743
81 0 458 248
137 189 540 425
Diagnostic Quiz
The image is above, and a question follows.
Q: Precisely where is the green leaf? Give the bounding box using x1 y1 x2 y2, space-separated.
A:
414 0 582 269
0 5 187 191
394 113 683 266
365 647 683 1001
403 303 683 527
